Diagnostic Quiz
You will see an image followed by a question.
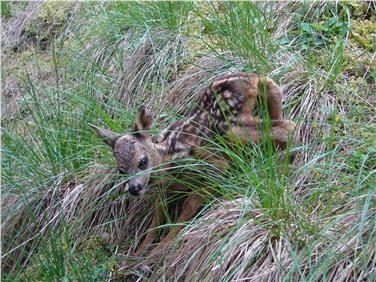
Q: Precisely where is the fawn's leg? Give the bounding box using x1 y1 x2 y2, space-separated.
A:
194 120 298 169
270 120 300 162
226 119 299 152
134 197 164 256
193 147 230 171
247 75 283 120
269 120 299 150
149 193 204 256
259 77 283 120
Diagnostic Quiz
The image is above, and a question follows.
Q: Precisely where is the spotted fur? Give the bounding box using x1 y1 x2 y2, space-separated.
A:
157 72 283 154
91 72 299 257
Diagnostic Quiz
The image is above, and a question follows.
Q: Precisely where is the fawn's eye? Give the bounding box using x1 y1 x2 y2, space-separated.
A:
118 168 126 175
138 156 148 170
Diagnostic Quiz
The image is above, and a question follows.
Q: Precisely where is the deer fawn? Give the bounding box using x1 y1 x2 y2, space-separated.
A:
91 72 299 256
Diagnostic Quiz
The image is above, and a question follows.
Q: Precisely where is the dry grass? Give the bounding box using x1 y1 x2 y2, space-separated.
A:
147 197 374 281
1 1 80 121
2 166 159 274
2 1 375 281
1 1 44 50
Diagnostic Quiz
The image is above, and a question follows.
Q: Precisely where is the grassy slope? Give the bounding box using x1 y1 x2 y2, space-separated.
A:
1 1 375 281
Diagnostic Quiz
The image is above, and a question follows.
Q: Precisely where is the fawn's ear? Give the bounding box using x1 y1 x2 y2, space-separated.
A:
134 105 153 138
89 124 120 148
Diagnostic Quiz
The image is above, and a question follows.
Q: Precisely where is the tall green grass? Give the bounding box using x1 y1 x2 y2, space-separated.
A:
2 1 375 281
2 2 196 278
195 2 278 74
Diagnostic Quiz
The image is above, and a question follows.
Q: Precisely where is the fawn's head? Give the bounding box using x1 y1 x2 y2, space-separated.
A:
91 106 168 196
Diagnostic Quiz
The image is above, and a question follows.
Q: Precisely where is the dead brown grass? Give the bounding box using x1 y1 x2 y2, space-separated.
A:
140 198 375 281
2 1 375 280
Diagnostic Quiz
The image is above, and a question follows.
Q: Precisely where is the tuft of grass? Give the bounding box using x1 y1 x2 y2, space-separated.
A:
106 1 193 33
65 2 195 120
1 1 12 18
194 2 278 74
2 1 375 281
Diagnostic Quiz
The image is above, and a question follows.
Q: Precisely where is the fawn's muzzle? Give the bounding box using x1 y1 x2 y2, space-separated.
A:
128 183 144 196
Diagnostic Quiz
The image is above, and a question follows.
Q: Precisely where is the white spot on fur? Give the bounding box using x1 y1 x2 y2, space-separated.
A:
212 76 250 88
223 90 232 98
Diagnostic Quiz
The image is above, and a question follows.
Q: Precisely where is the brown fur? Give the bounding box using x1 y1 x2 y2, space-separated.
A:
91 72 299 259
156 73 297 165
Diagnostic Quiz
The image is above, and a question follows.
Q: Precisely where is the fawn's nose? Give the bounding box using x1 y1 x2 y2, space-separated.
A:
128 183 144 196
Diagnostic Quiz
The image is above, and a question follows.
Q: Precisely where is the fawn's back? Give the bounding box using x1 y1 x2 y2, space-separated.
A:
157 72 282 153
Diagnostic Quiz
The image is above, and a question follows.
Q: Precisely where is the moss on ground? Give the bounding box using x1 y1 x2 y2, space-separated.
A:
2 2 375 281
